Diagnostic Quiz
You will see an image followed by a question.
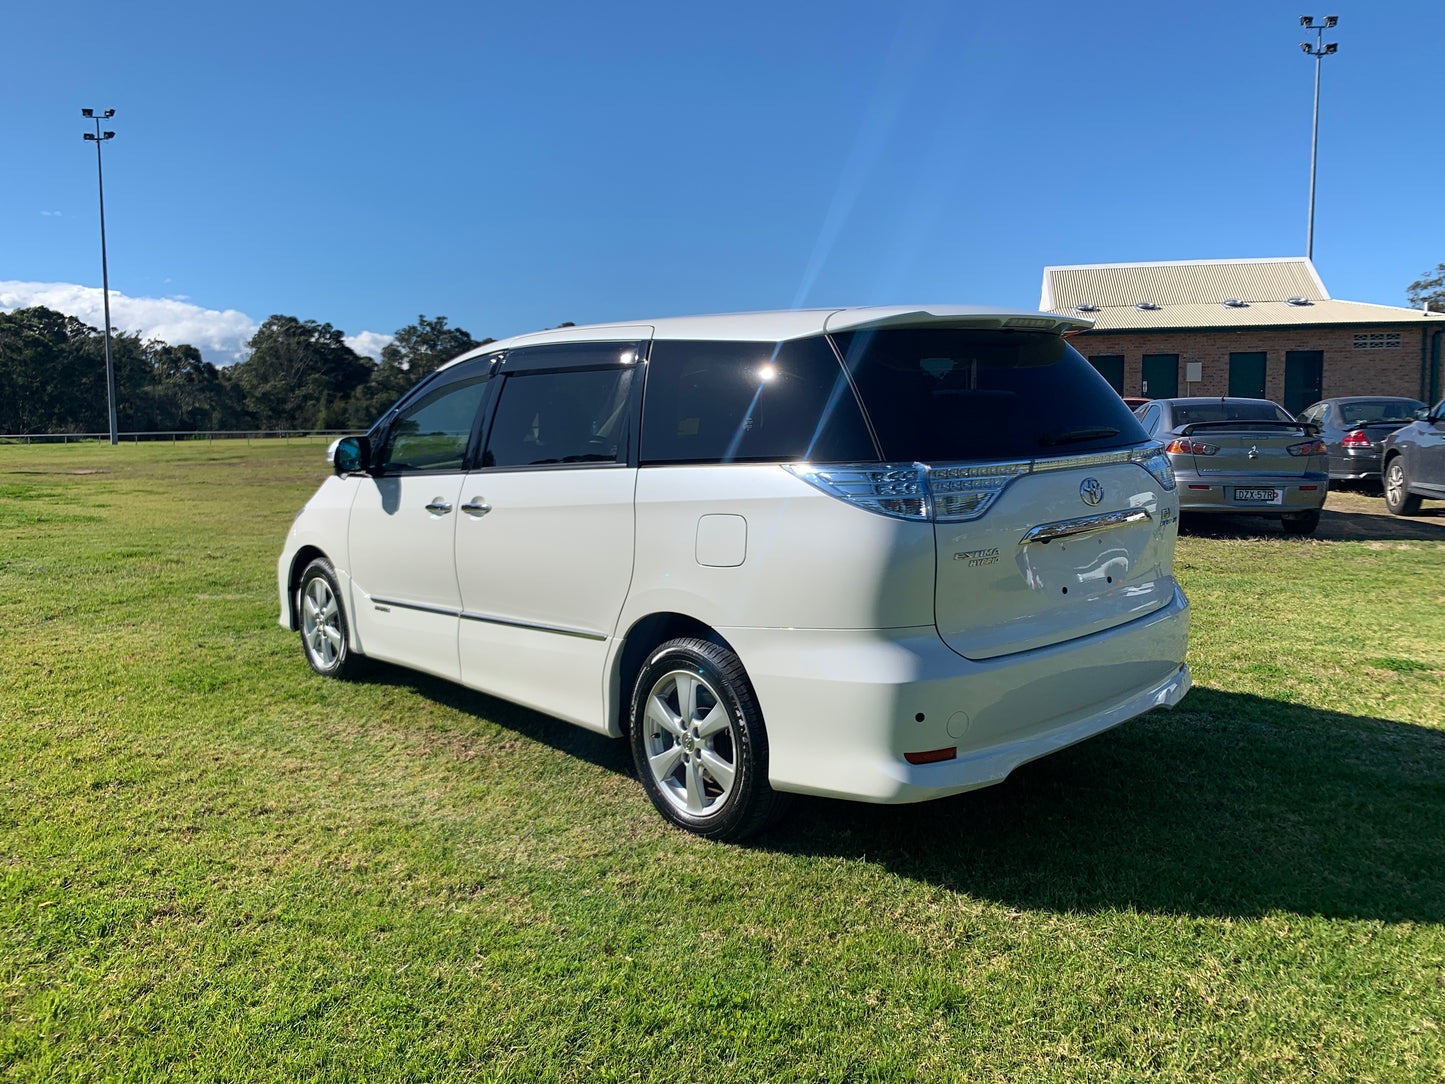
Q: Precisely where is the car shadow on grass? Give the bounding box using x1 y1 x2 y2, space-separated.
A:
1180 502 1445 543
362 662 634 776
763 687 1445 923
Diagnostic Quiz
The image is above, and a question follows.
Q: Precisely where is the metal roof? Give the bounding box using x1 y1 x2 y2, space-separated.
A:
444 305 1092 368
1040 258 1442 331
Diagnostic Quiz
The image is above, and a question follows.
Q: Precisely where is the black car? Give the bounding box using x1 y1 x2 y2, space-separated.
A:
1381 397 1445 515
1296 396 1427 489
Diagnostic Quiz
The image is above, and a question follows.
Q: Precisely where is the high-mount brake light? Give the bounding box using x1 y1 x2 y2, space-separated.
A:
1163 438 1219 456
1341 430 1370 448
1288 439 1327 457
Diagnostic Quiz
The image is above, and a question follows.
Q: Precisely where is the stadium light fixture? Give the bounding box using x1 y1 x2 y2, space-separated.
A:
81 108 119 445
1298 17 1340 261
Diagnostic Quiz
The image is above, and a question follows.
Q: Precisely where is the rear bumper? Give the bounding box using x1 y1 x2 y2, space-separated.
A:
1175 469 1328 514
723 583 1191 804
1328 450 1382 481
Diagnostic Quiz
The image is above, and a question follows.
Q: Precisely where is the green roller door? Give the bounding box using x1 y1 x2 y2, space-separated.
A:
1088 355 1125 394
1141 354 1178 399
1284 351 1323 415
1228 352 1267 399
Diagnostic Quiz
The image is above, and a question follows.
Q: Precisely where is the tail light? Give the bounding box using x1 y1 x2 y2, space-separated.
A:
1163 439 1219 456
1341 430 1370 448
783 461 1028 522
1288 440 1327 457
785 444 1177 523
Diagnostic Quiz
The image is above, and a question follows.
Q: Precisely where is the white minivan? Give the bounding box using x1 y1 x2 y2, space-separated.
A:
278 307 1190 840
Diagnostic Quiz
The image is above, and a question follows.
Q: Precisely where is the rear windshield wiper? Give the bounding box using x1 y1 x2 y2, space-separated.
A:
1039 425 1119 447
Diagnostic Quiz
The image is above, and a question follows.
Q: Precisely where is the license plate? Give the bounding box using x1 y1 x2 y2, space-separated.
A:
1232 487 1281 504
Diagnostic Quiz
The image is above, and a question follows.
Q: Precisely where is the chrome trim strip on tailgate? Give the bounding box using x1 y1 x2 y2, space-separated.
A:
1019 507 1152 545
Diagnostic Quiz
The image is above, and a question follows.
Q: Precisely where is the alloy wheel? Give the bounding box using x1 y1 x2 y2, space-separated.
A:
640 669 738 817
302 575 343 669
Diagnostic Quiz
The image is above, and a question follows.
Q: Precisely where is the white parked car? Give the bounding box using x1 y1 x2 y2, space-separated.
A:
278 307 1191 840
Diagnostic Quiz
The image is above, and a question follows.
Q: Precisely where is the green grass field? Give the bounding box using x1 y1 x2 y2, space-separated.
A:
2 442 1443 1082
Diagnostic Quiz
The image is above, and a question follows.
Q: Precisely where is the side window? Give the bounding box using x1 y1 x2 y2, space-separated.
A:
483 367 635 468
377 366 491 473
640 337 876 464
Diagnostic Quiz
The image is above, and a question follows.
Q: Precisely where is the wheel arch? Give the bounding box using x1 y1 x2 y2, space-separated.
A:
285 545 331 630
608 612 738 737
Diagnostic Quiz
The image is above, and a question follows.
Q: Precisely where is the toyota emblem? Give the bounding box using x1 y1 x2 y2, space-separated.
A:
1080 477 1104 506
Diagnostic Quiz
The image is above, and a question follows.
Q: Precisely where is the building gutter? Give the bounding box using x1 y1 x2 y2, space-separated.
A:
1070 319 1438 337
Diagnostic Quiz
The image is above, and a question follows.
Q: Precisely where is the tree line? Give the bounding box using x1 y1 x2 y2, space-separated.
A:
0 309 490 435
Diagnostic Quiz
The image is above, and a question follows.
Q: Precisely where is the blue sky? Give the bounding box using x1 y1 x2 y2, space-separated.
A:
3 0 1441 364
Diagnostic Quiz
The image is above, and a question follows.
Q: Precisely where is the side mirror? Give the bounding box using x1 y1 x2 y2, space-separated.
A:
327 436 370 475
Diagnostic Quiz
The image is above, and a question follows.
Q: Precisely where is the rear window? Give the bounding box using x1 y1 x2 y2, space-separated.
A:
1337 400 1425 426
1170 401 1292 425
640 338 875 464
830 328 1146 461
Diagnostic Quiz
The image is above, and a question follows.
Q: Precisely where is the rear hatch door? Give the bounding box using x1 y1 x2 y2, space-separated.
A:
934 456 1176 661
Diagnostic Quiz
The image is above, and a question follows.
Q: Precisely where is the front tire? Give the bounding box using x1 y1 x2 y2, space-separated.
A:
1383 458 1422 516
629 638 787 841
297 557 365 679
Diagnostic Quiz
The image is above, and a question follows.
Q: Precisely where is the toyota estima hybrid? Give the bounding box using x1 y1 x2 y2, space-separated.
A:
278 307 1191 840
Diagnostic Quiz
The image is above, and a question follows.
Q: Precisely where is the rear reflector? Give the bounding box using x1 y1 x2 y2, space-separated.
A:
1300 485 1319 491
1188 484 1211 489
904 747 957 765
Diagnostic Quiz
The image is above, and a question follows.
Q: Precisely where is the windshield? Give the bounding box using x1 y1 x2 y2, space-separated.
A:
828 329 1145 461
1170 401 1293 425
1338 400 1426 426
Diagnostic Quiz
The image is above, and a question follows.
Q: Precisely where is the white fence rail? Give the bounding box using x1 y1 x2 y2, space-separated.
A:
0 429 361 446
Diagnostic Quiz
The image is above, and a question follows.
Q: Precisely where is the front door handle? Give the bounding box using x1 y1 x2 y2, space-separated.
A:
425 498 454 515
460 498 492 517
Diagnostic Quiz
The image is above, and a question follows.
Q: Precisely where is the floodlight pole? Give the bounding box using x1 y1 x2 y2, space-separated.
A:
83 109 118 445
1299 17 1339 262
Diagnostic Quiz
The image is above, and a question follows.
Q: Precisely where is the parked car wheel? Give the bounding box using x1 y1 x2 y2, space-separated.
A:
1281 509 1321 535
298 557 365 679
629 638 786 841
1383 458 1423 517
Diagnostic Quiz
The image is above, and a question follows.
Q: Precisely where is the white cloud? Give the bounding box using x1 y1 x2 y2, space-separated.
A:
345 330 393 361
0 281 391 368
40 210 62 217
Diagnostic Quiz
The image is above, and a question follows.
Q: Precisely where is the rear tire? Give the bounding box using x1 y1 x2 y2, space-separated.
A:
629 638 788 841
297 558 365 679
1383 458 1422 516
1281 509 1320 535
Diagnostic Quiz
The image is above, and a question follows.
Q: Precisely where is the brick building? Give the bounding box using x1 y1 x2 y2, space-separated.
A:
1041 257 1445 414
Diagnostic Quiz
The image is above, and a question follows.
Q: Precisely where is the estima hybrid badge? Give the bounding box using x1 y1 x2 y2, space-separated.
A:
1080 477 1104 506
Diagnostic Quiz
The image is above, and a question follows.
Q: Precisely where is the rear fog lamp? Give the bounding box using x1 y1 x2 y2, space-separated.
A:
904 747 957 765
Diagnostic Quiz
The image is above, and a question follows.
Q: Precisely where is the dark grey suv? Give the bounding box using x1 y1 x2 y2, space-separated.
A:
1382 397 1445 515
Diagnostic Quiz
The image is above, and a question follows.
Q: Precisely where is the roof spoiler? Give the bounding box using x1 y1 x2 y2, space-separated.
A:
1180 419 1319 436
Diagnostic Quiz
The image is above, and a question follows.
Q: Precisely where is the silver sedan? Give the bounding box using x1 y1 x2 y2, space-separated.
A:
1134 398 1328 534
